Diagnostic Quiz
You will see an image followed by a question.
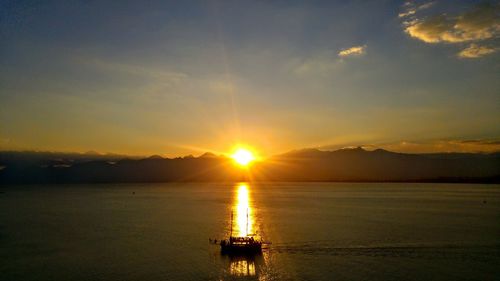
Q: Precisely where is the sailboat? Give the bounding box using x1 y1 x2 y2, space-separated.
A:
219 210 263 254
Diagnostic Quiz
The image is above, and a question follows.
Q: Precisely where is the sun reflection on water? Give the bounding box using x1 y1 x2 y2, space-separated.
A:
221 183 266 280
229 258 256 276
234 183 254 237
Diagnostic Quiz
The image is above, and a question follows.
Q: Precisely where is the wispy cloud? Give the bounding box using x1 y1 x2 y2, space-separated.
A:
76 56 188 83
458 43 498 58
292 45 367 76
401 2 500 59
291 52 341 76
338 45 367 57
398 1 434 18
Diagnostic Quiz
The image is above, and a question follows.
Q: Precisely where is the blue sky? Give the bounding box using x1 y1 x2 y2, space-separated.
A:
1 0 499 156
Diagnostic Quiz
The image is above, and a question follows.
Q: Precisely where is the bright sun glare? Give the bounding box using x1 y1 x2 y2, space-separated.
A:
231 148 255 166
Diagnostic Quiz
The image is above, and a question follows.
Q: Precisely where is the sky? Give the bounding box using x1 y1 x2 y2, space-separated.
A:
1 0 499 157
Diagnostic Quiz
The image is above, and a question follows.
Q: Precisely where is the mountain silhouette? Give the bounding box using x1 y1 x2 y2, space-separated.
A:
257 147 499 182
0 148 498 184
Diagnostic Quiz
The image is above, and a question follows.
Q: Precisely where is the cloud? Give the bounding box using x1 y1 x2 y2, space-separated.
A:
405 6 500 43
458 43 498 58
338 45 367 57
290 51 344 76
402 2 500 58
76 56 188 83
398 1 434 18
293 58 338 75
399 9 416 18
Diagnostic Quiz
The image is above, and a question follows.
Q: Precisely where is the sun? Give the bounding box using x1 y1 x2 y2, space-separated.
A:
231 148 255 166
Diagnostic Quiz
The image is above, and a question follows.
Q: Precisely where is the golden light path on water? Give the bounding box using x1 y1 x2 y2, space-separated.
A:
234 183 254 237
230 257 256 277
229 183 258 277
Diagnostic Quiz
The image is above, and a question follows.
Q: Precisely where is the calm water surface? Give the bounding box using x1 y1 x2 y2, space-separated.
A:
0 183 499 281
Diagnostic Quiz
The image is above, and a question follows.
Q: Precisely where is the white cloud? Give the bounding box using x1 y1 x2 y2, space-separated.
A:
338 45 367 57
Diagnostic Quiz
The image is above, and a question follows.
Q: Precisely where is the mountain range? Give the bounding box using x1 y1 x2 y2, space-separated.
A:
0 148 499 184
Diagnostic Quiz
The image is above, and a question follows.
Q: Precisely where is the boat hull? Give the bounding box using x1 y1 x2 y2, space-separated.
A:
221 243 262 255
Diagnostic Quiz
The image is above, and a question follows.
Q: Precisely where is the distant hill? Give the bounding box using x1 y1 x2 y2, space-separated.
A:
0 148 499 184
256 147 500 183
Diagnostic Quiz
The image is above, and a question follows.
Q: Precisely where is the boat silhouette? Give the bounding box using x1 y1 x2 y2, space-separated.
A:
212 210 268 255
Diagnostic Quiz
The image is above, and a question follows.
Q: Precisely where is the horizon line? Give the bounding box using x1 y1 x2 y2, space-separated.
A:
1 146 499 160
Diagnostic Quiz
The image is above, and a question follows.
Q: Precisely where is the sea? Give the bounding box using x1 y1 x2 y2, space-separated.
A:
0 183 499 281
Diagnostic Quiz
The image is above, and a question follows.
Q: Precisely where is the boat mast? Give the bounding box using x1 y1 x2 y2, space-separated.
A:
246 207 249 236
